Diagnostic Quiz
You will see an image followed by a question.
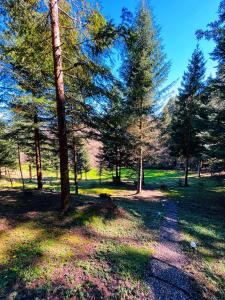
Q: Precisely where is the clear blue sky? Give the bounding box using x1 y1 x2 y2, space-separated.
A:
100 0 220 94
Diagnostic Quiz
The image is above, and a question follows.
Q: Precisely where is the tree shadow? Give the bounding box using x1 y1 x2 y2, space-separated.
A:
0 187 215 299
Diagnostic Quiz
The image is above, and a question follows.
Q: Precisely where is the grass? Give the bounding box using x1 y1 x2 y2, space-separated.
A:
166 175 225 299
0 187 161 298
0 167 224 299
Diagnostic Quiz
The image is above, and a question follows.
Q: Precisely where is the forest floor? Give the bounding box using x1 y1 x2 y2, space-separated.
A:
0 170 224 299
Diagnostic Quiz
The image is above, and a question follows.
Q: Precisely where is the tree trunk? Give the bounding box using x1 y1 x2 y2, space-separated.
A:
137 112 143 194
29 164 32 182
34 114 43 189
115 163 119 178
198 160 202 178
0 168 2 179
17 145 25 190
184 156 189 187
72 142 78 195
113 162 121 184
137 146 143 193
49 0 70 211
7 169 13 188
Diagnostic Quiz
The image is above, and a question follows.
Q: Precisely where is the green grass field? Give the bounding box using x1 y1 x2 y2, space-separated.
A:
0 167 224 299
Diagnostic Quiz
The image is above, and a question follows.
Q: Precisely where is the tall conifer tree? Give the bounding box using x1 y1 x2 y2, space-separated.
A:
121 3 169 193
197 1 225 170
170 47 206 186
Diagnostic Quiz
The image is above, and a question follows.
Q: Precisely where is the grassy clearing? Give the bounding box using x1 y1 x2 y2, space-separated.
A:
0 187 163 299
0 168 224 299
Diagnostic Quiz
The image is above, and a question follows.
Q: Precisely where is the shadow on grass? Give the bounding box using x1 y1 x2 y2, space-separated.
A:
0 189 162 298
0 175 224 299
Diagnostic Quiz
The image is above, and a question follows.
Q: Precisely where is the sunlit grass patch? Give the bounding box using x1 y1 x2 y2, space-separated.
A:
0 222 44 264
171 176 225 298
94 240 152 280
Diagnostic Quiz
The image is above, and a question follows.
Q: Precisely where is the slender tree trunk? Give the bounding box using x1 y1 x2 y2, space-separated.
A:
72 142 78 195
17 145 25 190
137 146 143 193
137 113 143 194
115 163 119 178
34 113 43 189
198 160 202 178
0 168 2 179
29 163 32 182
184 156 189 187
7 169 13 188
49 0 70 210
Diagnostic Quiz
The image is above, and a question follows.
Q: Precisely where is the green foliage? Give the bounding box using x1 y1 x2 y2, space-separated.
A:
169 47 207 162
0 122 16 169
196 1 225 169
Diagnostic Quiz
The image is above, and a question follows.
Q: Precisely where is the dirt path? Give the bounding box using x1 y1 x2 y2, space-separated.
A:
147 199 199 300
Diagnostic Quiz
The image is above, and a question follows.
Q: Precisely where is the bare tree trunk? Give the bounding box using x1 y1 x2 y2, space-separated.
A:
29 163 32 182
0 168 2 179
34 114 43 189
7 169 13 188
17 144 25 190
137 113 143 194
184 156 189 187
198 160 202 178
49 0 70 211
72 142 78 195
137 146 143 193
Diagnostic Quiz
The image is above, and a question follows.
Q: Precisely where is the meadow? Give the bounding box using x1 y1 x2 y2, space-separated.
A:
0 168 224 299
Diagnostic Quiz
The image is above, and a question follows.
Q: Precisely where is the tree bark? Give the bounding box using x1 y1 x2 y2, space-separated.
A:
7 169 13 188
17 144 25 190
72 142 78 195
49 0 70 210
198 160 202 178
137 146 143 193
34 114 43 189
29 163 32 182
137 113 143 194
184 156 189 187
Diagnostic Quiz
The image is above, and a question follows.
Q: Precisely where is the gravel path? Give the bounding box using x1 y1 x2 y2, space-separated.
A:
147 199 198 300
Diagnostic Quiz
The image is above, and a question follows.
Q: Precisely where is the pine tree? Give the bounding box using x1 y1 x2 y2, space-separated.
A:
197 0 225 171
0 121 16 173
170 47 206 186
121 4 169 193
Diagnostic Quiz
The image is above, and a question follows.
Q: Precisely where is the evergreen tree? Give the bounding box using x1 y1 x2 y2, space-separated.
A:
0 121 16 173
197 0 225 171
170 47 206 186
121 4 169 193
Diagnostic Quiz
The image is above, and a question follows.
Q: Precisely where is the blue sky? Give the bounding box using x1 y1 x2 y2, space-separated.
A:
100 0 220 95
